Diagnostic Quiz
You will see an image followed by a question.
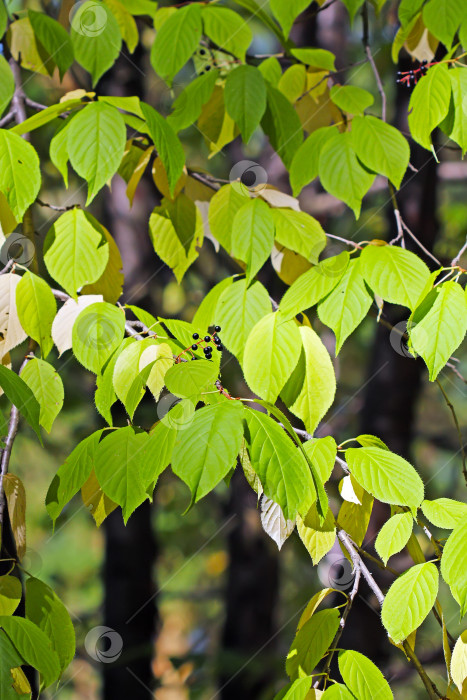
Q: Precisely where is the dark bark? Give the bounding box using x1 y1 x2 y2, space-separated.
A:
99 43 160 700
219 471 279 700
102 503 158 700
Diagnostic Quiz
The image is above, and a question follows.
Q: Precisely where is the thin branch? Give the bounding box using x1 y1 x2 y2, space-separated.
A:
0 111 16 128
337 529 444 700
0 354 33 527
316 562 361 689
325 233 362 249
0 260 14 275
436 378 467 485
451 236 467 267
36 198 77 212
362 3 387 122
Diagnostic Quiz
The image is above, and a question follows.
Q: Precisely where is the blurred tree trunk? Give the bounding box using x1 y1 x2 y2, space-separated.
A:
219 471 279 700
100 44 159 700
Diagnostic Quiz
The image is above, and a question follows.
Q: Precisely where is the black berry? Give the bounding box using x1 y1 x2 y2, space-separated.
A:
192 344 198 350
213 336 220 344
214 325 221 332
217 344 223 351
205 354 212 360
192 333 199 340
204 335 211 342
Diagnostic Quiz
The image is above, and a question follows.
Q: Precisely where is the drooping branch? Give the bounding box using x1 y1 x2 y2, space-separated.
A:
337 529 444 700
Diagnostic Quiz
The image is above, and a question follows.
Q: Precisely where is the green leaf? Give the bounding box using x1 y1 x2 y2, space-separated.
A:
0 365 42 443
21 359 64 433
141 102 186 197
112 337 161 418
258 56 282 86
0 129 41 221
0 55 14 118
375 512 414 565
46 430 104 524
16 272 56 358
408 63 452 150
273 209 326 263
168 70 219 132
148 195 203 282
141 405 189 489
282 326 336 436
0 576 21 616
171 402 244 505
68 102 126 204
208 183 248 252
422 0 465 47
273 678 313 700
0 629 28 700
441 518 467 614
290 48 336 71
244 408 315 520
95 337 134 425
286 608 340 679
0 616 61 688
303 436 337 484
231 198 275 283
338 650 393 700
317 258 373 353
81 220 124 304
398 0 424 25
262 84 303 169
192 278 234 332
411 281 467 381
321 685 356 699
382 563 439 642
279 251 350 321
150 4 202 85
330 85 374 115
422 498 467 529
94 426 149 522
70 1 122 86
449 67 467 153
104 0 139 53
290 126 337 196
0 1 6 38
224 65 267 143
72 302 125 374
297 504 336 564
346 446 424 508
28 10 74 80
25 577 75 674
451 631 467 695
319 132 375 218
269 0 310 38
202 5 252 60
351 115 410 188
340 0 365 21
243 312 301 402
164 359 218 399
44 209 110 298
49 116 74 187
360 244 430 310
216 279 272 362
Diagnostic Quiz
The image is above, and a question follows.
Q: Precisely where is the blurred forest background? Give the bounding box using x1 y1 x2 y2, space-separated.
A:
4 1 467 699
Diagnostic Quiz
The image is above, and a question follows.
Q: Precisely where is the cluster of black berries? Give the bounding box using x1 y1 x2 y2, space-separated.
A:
191 325 223 361
396 60 429 88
